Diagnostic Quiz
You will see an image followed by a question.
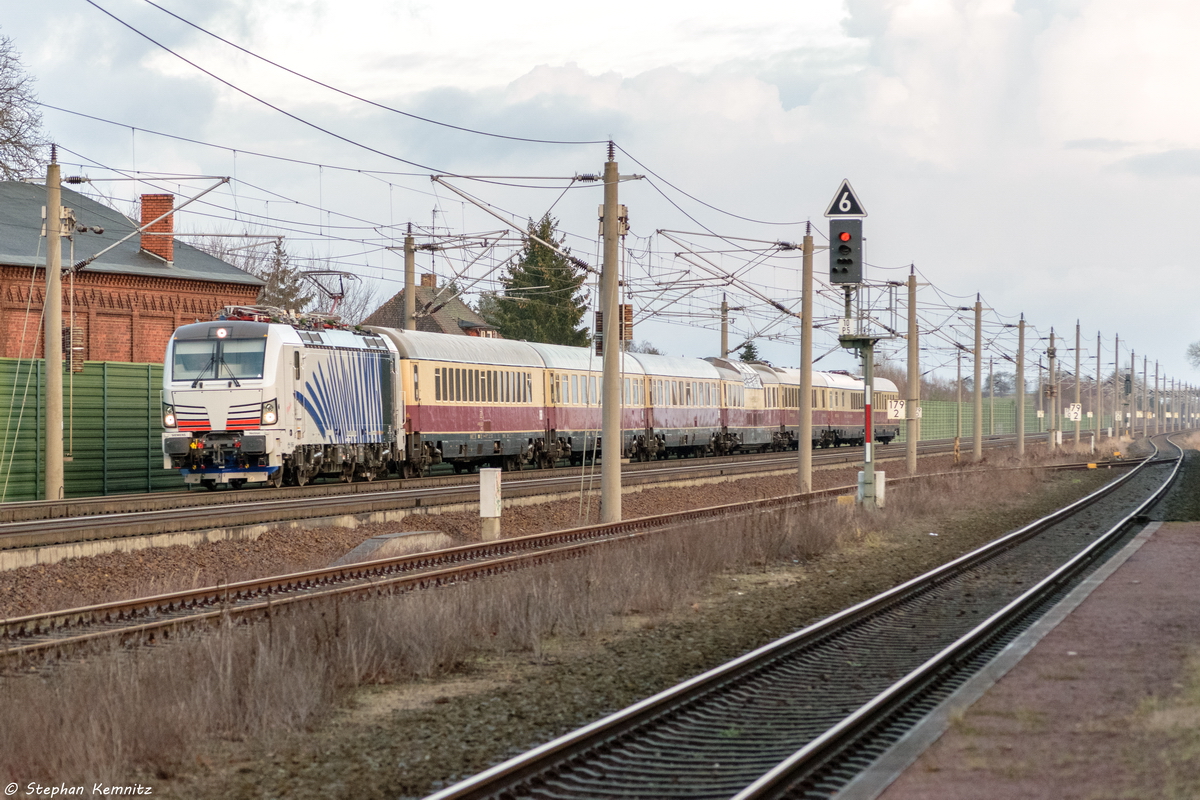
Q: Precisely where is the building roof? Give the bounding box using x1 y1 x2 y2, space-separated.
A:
0 181 263 286
362 285 495 335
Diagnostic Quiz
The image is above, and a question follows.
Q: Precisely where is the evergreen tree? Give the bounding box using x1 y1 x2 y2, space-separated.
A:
483 214 589 346
255 239 315 311
739 340 761 362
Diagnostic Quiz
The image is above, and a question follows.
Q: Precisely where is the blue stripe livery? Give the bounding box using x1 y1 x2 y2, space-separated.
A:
294 350 386 443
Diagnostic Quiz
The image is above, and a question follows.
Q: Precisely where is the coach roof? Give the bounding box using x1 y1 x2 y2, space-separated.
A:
369 327 544 367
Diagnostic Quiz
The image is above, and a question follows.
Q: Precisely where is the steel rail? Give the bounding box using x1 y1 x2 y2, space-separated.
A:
0 478 872 658
0 433 1041 526
1 452 1122 664
424 440 1172 800
734 434 1183 798
0 436 1042 553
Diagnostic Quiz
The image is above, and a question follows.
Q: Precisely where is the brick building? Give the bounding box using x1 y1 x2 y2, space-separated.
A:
363 273 498 337
0 182 263 364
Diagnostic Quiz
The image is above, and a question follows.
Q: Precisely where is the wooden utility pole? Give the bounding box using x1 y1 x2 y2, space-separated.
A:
600 148 621 523
44 151 64 500
905 269 919 474
799 225 814 493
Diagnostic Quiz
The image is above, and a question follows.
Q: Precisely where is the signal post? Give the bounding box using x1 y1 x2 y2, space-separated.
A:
826 180 884 510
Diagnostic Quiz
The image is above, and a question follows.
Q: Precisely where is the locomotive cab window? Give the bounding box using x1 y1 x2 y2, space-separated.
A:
172 337 266 382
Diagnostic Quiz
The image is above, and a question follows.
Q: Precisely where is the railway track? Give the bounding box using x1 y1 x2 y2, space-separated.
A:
0 477 876 664
0 434 1058 555
0 435 1003 523
0 445 1122 666
424 434 1181 800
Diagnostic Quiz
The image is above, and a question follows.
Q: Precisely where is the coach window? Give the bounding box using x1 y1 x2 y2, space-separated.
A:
434 367 442 401
413 365 420 401
587 375 595 405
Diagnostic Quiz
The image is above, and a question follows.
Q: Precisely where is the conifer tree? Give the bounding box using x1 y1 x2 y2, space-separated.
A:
739 340 761 362
484 214 589 346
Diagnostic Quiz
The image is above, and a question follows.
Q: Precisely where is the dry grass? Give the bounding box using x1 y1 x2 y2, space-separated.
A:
0 464 1081 785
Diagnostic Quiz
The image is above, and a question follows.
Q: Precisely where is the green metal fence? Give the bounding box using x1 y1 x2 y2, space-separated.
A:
0 358 183 502
893 397 1115 443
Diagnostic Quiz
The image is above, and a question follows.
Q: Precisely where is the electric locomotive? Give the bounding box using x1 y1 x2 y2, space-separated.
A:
160 307 899 488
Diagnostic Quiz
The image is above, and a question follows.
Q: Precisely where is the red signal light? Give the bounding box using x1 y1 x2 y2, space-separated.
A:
838 231 852 242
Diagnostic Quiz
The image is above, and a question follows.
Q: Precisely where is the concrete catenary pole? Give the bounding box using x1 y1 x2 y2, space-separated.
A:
1048 329 1057 451
600 148 621 523
906 269 919 474
956 347 963 460
1016 315 1025 458
1095 332 1102 438
1142 356 1148 438
1123 347 1132 438
973 296 983 461
720 294 729 360
1080 321 1089 448
1037 356 1044 434
1113 334 1120 438
44 151 64 500
403 225 416 331
799 225 814 493
988 357 994 436
1147 364 1156 438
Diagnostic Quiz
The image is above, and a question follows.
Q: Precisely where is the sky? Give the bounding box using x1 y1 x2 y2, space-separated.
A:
3 0 1199 386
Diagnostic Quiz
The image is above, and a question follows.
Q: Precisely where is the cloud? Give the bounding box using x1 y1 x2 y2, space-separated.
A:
1116 149 1200 177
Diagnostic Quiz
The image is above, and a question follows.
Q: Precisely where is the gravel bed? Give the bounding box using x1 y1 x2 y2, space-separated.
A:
110 448 1128 800
0 453 951 619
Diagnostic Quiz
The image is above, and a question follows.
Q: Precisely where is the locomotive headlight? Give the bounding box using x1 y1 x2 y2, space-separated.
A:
261 399 278 426
162 403 177 428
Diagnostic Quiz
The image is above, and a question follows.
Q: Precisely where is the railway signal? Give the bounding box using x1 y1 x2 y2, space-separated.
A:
828 219 863 284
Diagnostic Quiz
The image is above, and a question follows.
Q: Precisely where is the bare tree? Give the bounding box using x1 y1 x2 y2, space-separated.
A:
191 234 314 311
0 32 46 179
1188 341 1200 370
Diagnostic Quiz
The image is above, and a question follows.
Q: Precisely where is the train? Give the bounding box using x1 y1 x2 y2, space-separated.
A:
160 307 900 489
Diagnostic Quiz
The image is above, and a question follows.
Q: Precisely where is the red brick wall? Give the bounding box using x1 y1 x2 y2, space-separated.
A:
140 194 174 263
0 266 260 362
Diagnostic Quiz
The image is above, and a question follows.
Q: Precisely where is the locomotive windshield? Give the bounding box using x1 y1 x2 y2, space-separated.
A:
173 338 267 383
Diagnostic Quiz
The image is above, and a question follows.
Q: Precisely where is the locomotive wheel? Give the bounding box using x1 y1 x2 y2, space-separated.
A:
361 467 376 482
269 470 283 489
201 479 217 491
295 468 309 487
230 479 246 490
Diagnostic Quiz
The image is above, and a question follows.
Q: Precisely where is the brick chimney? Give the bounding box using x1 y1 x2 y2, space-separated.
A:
140 193 174 264
420 273 437 288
